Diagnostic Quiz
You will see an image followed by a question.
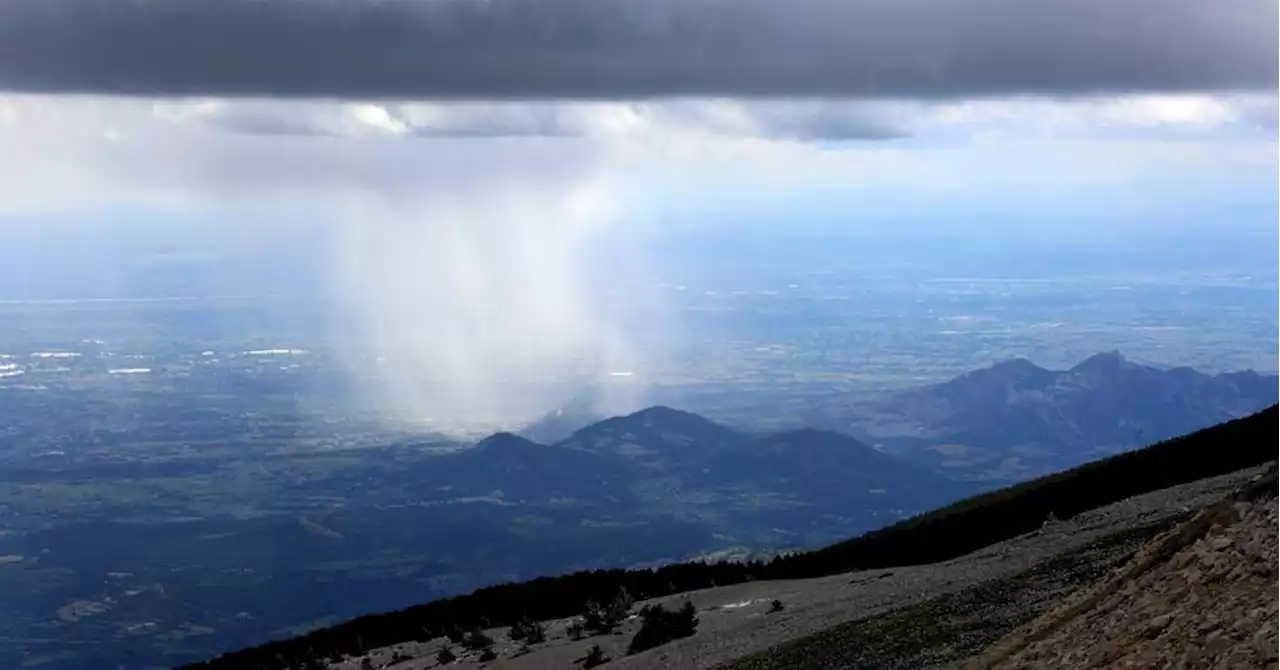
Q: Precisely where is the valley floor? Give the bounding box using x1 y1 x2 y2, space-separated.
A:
330 464 1273 670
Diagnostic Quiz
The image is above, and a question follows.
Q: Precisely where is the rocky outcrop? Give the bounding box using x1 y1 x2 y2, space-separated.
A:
971 467 1278 670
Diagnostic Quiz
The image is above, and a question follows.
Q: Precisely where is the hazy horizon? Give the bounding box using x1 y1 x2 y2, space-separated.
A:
0 0 1275 430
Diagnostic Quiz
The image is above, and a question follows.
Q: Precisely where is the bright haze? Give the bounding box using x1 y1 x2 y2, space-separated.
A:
0 0 1275 432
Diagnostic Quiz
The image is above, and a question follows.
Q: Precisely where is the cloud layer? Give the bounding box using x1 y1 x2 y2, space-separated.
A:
0 93 1274 211
187 99 906 141
0 90 1274 433
1 0 1275 98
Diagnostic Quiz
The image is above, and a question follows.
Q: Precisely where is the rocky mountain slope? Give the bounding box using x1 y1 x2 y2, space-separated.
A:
317 464 1275 670
972 468 1278 670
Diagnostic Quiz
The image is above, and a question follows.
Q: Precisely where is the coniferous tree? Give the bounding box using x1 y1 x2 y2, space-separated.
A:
509 616 545 643
627 601 698 654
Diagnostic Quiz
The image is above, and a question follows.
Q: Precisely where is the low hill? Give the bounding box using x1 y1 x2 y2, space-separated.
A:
426 432 633 505
553 407 966 544
179 406 1277 670
558 406 747 468
698 428 963 530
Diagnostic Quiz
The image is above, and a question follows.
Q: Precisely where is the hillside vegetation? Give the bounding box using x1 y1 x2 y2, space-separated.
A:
180 406 1277 670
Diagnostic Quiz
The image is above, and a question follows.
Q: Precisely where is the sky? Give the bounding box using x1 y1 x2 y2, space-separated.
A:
0 0 1275 428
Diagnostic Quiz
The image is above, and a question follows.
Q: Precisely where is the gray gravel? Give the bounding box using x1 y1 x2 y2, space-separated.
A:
332 465 1269 670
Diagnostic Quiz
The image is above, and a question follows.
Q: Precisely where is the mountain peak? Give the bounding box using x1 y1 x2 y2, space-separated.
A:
1070 350 1130 374
609 405 740 440
941 356 1053 391
989 357 1051 377
626 405 702 423
475 432 543 451
560 405 745 460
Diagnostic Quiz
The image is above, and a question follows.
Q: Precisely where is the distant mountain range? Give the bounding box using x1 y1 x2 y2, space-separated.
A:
20 352 1274 670
520 351 1278 483
811 350 1278 481
474 406 969 549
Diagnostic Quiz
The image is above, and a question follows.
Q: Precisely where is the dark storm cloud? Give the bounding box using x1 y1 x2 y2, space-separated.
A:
0 0 1275 99
192 100 908 140
746 105 907 141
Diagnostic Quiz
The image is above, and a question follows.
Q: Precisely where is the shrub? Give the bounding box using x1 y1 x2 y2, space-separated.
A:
567 620 586 640
580 644 610 668
436 647 456 665
582 601 611 634
768 599 784 613
462 629 493 651
478 648 497 663
615 587 634 611
584 589 633 635
509 616 546 643
627 602 698 655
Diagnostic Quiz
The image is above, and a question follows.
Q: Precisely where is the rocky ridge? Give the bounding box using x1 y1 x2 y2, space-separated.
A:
972 466 1278 670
